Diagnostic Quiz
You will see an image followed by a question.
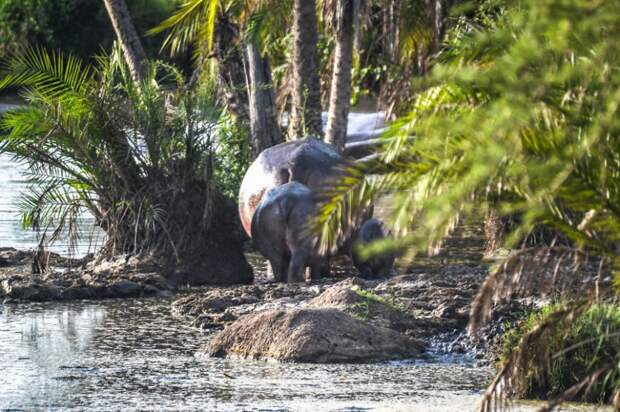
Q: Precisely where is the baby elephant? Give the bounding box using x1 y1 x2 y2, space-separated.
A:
352 219 395 279
251 182 326 283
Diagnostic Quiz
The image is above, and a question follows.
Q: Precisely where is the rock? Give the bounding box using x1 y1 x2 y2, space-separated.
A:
1 280 58 301
60 287 94 301
172 287 262 318
108 280 141 298
202 308 423 363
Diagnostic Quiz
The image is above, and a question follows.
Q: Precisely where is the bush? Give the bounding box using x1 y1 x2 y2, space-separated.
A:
212 114 251 200
0 47 252 283
500 303 620 404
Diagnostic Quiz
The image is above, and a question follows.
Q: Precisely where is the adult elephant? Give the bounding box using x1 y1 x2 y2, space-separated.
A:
239 137 347 238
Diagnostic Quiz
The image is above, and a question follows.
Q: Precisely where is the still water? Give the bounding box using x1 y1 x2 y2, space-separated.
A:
0 298 494 411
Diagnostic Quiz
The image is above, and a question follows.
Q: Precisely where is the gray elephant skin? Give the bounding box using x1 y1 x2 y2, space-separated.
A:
239 138 346 238
352 219 395 278
251 182 327 283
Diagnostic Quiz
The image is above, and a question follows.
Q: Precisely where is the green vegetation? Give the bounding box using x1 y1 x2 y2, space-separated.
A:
500 304 620 404
0 47 248 274
212 113 251 199
315 0 620 407
349 287 409 321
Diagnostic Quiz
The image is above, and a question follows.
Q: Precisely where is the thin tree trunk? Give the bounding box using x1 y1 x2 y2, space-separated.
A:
102 0 147 82
383 0 402 62
430 0 445 51
325 0 356 152
244 41 283 157
290 0 322 139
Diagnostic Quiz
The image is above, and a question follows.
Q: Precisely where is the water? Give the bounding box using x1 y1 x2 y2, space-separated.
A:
0 298 494 411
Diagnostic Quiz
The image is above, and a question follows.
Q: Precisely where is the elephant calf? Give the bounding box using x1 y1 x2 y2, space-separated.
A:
352 219 395 279
251 182 327 283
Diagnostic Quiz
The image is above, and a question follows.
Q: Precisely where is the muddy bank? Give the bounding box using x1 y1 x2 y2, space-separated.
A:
171 224 543 364
0 248 176 302
173 266 498 362
0 224 540 364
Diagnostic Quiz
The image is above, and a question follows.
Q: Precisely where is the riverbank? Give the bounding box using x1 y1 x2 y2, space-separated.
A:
0 223 516 364
0 248 181 302
1 226 614 410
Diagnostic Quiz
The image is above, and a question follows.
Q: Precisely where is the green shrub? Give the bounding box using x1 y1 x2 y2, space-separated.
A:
0 47 247 270
212 114 251 200
500 303 620 404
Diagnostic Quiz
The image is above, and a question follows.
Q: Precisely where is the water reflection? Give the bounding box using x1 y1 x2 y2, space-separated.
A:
0 298 496 411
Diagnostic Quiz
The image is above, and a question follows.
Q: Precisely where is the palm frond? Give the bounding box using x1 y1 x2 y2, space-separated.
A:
149 0 220 57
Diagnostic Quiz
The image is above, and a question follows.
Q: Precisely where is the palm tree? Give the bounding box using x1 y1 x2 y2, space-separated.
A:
102 0 147 82
290 0 322 139
150 0 286 157
0 47 253 284
325 0 357 152
245 41 282 155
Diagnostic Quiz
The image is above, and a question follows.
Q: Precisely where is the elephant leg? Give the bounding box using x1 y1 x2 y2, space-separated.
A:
287 251 307 283
308 256 327 282
269 255 289 283
309 263 322 282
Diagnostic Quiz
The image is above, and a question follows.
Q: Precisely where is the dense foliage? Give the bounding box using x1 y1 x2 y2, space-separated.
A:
316 0 620 406
501 304 620 404
320 0 620 290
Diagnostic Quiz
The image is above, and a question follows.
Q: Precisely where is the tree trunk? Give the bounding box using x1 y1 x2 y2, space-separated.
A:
102 0 147 82
214 15 250 123
290 0 322 139
383 0 402 63
430 0 445 51
484 209 505 257
325 0 356 152
244 41 283 157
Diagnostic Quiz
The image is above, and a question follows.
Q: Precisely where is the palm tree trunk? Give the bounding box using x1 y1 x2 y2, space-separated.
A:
102 0 147 82
430 0 445 51
290 0 322 139
325 0 356 152
244 41 283 157
214 16 250 123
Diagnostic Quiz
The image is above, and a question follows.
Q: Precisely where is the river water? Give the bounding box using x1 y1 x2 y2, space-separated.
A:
0 298 495 411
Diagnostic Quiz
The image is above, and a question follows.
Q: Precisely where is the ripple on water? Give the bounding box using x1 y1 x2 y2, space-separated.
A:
0 298 496 411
